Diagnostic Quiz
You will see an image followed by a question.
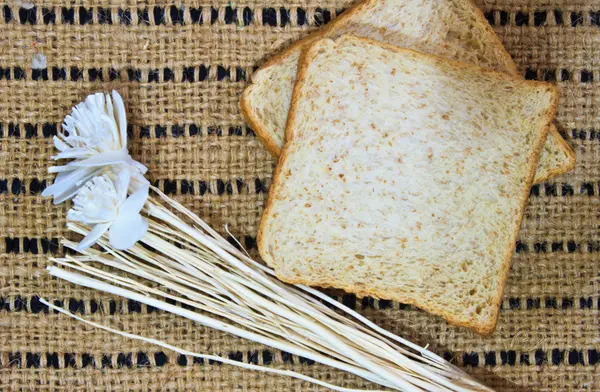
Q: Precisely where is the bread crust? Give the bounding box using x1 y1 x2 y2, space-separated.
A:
240 0 377 157
464 0 575 182
259 35 559 335
240 0 574 182
239 87 283 156
533 134 576 183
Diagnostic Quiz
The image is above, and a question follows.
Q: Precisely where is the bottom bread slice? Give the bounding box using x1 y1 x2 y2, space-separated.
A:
258 36 558 335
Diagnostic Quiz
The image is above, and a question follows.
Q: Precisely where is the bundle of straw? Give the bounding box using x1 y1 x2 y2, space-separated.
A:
42 91 493 392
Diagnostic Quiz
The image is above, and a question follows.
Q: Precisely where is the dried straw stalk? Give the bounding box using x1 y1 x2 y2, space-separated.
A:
45 188 493 392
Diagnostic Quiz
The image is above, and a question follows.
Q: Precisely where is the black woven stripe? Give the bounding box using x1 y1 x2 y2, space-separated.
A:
458 348 599 366
0 66 595 83
0 297 159 315
2 178 597 198
0 123 255 138
0 350 278 369
0 347 598 369
522 68 593 83
3 235 258 255
2 5 343 26
2 122 599 145
5 6 600 28
484 9 600 27
516 240 600 253
0 65 254 82
527 183 600 197
0 177 270 196
5 122 600 142
2 295 598 316
570 129 600 140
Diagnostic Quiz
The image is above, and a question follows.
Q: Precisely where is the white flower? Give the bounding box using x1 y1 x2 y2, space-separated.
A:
68 169 149 251
42 90 147 204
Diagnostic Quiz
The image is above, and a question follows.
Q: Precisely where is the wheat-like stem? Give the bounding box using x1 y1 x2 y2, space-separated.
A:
46 190 493 392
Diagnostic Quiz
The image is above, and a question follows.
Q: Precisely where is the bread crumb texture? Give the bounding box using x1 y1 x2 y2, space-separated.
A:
242 0 573 182
259 36 557 334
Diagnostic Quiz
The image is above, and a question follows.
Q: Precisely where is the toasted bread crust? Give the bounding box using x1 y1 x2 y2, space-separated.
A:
259 36 559 335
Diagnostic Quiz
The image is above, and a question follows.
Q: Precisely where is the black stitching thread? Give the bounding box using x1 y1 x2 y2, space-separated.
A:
314 7 331 26
4 237 59 255
499 11 509 26
571 129 600 140
521 68 582 82
8 348 597 368
0 123 252 138
571 12 584 27
18 6 36 23
554 9 564 25
0 296 162 315
4 6 313 26
3 5 12 22
484 9 600 27
500 296 585 311
515 11 528 26
79 8 93 24
0 177 267 197
534 11 547 26
0 65 251 82
581 70 594 83
6 6 599 27
1 350 311 369
460 349 597 367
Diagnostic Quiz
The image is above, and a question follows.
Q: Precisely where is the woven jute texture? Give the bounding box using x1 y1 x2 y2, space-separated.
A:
0 0 598 391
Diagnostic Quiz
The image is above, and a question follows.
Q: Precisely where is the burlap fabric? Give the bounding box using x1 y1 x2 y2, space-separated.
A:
0 0 598 391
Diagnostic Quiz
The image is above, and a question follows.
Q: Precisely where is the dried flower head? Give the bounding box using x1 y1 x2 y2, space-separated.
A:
68 168 149 251
42 91 146 204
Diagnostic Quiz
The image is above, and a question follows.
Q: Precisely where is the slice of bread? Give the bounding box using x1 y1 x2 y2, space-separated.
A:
240 0 574 183
258 36 558 335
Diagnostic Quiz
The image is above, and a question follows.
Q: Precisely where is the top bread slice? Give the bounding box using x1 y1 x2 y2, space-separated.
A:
240 0 574 183
258 36 558 335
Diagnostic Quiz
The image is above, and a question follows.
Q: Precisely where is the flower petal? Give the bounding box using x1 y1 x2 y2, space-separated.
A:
112 166 131 201
48 165 76 174
108 213 148 250
74 149 132 167
105 92 114 119
76 222 111 251
111 90 128 148
42 168 99 203
52 149 92 160
53 136 71 152
129 172 150 195
118 184 149 220
132 160 148 175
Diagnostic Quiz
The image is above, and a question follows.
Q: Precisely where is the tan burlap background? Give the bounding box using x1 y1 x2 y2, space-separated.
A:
0 0 599 391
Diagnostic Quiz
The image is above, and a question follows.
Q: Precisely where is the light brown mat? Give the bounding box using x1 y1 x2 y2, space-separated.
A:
0 1 598 391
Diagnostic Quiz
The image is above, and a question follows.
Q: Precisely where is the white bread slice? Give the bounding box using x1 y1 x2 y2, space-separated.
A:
258 36 558 335
240 0 574 183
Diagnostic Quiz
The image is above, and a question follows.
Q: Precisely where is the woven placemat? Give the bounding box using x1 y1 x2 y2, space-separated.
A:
0 0 598 391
